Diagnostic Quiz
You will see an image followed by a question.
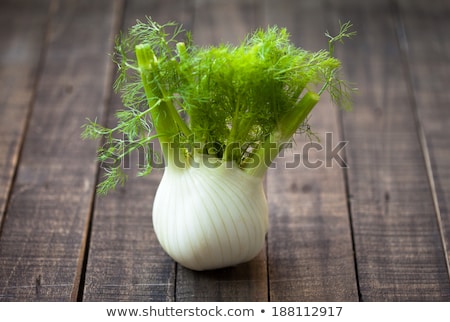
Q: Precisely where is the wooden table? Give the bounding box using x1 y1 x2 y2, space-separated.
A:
1 0 449 301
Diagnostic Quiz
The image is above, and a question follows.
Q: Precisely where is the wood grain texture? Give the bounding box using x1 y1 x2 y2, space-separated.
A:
397 0 450 279
82 0 193 302
1 0 450 302
265 0 358 302
0 0 120 301
327 0 450 300
192 0 263 46
0 0 50 233
175 0 269 302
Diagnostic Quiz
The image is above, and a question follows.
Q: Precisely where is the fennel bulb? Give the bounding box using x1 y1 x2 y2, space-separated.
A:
153 161 268 271
82 18 354 270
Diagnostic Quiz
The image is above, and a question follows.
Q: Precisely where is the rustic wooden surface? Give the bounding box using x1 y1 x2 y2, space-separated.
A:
1 0 449 301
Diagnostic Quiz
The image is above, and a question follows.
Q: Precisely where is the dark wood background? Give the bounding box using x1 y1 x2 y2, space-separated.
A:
1 0 449 301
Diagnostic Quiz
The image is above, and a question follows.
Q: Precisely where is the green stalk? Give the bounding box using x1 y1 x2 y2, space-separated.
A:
243 91 319 178
135 44 190 168
222 96 243 163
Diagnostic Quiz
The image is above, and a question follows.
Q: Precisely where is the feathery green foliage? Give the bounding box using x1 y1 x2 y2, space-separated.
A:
82 17 354 194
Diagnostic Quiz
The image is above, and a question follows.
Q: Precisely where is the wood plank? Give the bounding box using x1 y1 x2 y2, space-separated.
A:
175 0 269 302
0 0 121 301
265 0 359 301
327 0 450 300
82 0 193 302
397 0 450 281
0 0 50 234
191 0 263 46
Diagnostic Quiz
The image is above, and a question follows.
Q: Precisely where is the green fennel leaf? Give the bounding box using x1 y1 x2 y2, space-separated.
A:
82 17 355 194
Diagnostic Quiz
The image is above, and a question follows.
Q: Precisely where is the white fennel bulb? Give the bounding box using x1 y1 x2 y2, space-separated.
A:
152 161 268 271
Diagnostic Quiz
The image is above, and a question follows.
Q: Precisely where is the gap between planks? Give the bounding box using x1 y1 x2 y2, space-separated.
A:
390 0 450 283
72 0 127 302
